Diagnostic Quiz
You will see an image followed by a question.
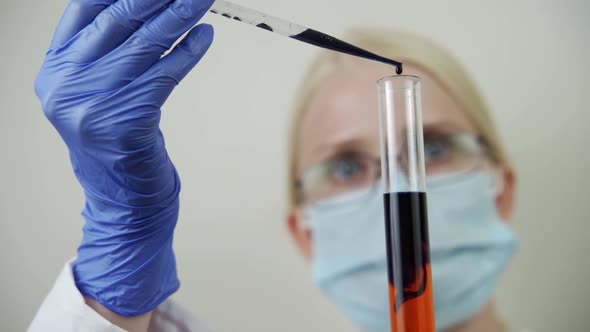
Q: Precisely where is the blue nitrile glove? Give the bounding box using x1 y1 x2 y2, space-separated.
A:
34 0 215 316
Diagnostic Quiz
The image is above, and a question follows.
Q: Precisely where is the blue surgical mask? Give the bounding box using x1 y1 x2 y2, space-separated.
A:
306 171 518 331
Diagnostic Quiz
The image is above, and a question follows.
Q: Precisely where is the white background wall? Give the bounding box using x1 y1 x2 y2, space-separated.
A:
1 0 588 331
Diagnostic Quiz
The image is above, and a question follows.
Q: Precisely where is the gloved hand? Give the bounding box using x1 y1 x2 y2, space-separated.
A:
34 0 215 316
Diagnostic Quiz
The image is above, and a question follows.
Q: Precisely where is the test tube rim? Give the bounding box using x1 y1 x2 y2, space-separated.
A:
377 75 421 91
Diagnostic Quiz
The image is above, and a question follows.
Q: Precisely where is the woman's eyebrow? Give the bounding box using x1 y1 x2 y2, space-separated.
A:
311 137 376 160
422 122 472 135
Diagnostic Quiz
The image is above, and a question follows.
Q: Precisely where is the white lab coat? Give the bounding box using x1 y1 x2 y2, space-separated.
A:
28 260 215 332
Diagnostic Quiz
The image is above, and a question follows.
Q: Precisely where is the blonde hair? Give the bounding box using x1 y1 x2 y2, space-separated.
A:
287 28 507 206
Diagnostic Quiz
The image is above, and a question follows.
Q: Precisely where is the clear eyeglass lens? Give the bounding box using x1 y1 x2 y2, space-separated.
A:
299 133 488 204
400 132 486 176
300 153 377 204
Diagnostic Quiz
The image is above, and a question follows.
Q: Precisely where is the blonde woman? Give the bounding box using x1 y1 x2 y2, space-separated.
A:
285 29 518 332
30 1 517 331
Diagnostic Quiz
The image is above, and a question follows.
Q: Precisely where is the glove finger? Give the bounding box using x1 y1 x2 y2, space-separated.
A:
66 0 174 63
128 24 214 107
49 0 115 51
95 0 214 82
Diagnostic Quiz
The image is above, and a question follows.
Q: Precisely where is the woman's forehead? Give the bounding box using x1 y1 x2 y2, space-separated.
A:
297 62 476 171
298 67 380 165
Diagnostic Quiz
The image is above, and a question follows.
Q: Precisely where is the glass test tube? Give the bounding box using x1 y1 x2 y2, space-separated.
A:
377 76 435 332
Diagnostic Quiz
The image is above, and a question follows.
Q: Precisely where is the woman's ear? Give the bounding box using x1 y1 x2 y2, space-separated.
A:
496 164 517 221
287 209 313 262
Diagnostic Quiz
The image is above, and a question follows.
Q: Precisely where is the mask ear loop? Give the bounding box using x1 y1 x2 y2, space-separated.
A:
491 168 505 197
299 210 312 231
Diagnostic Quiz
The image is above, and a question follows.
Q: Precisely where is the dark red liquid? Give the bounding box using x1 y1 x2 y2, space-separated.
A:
383 192 435 332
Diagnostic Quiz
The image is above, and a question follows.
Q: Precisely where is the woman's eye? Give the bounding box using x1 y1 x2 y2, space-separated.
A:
328 158 366 183
424 139 452 162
